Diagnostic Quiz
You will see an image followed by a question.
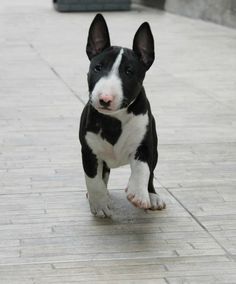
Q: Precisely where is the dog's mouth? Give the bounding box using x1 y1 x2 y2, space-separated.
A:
89 98 128 115
97 106 116 113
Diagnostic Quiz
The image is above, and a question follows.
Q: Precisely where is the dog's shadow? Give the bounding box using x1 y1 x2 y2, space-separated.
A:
90 189 167 247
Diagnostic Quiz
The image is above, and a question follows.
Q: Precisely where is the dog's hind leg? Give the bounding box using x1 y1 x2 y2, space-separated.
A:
102 161 110 188
148 172 166 210
147 116 166 210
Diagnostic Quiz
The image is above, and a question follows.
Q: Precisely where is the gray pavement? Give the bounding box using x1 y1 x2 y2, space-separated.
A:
1 0 236 283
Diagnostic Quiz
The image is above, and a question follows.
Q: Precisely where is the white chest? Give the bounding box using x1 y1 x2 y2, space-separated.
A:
85 113 149 168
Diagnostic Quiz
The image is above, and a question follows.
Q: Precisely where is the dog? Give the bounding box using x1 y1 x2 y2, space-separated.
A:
79 14 166 217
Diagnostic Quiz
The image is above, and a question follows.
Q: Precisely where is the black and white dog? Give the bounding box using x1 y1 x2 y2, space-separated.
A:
79 14 166 217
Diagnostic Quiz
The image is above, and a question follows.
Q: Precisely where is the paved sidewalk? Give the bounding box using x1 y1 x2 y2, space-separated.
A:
1 0 236 283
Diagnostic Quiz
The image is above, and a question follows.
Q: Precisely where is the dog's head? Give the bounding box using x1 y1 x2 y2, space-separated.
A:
86 14 155 114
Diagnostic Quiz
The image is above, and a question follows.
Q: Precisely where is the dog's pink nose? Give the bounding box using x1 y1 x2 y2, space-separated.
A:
99 94 113 103
99 93 113 108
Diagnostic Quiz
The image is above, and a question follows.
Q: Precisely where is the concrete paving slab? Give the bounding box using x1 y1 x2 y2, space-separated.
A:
0 0 236 283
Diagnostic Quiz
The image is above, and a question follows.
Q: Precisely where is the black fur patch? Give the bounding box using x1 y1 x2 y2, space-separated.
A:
102 161 110 179
83 104 122 146
81 145 98 178
127 87 148 116
79 103 122 178
87 47 121 94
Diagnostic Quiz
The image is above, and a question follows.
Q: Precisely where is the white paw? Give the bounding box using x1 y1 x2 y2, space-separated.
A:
87 191 113 218
149 193 166 210
125 187 151 209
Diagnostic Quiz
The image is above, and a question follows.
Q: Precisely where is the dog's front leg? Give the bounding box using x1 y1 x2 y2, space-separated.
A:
82 148 112 217
126 158 151 209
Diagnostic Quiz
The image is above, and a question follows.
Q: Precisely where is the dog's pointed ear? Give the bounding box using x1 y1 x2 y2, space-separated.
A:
133 22 155 70
86 14 111 60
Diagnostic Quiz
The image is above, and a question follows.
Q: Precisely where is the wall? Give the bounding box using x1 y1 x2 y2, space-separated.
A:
137 0 236 29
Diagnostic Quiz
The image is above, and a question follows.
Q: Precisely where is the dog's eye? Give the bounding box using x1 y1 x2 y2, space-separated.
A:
94 64 102 73
125 66 133 76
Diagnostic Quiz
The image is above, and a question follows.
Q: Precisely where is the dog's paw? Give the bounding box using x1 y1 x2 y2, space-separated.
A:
125 187 151 209
87 192 113 218
149 193 166 210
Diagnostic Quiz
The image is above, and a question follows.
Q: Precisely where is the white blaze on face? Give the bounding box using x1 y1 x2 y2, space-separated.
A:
91 49 124 112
